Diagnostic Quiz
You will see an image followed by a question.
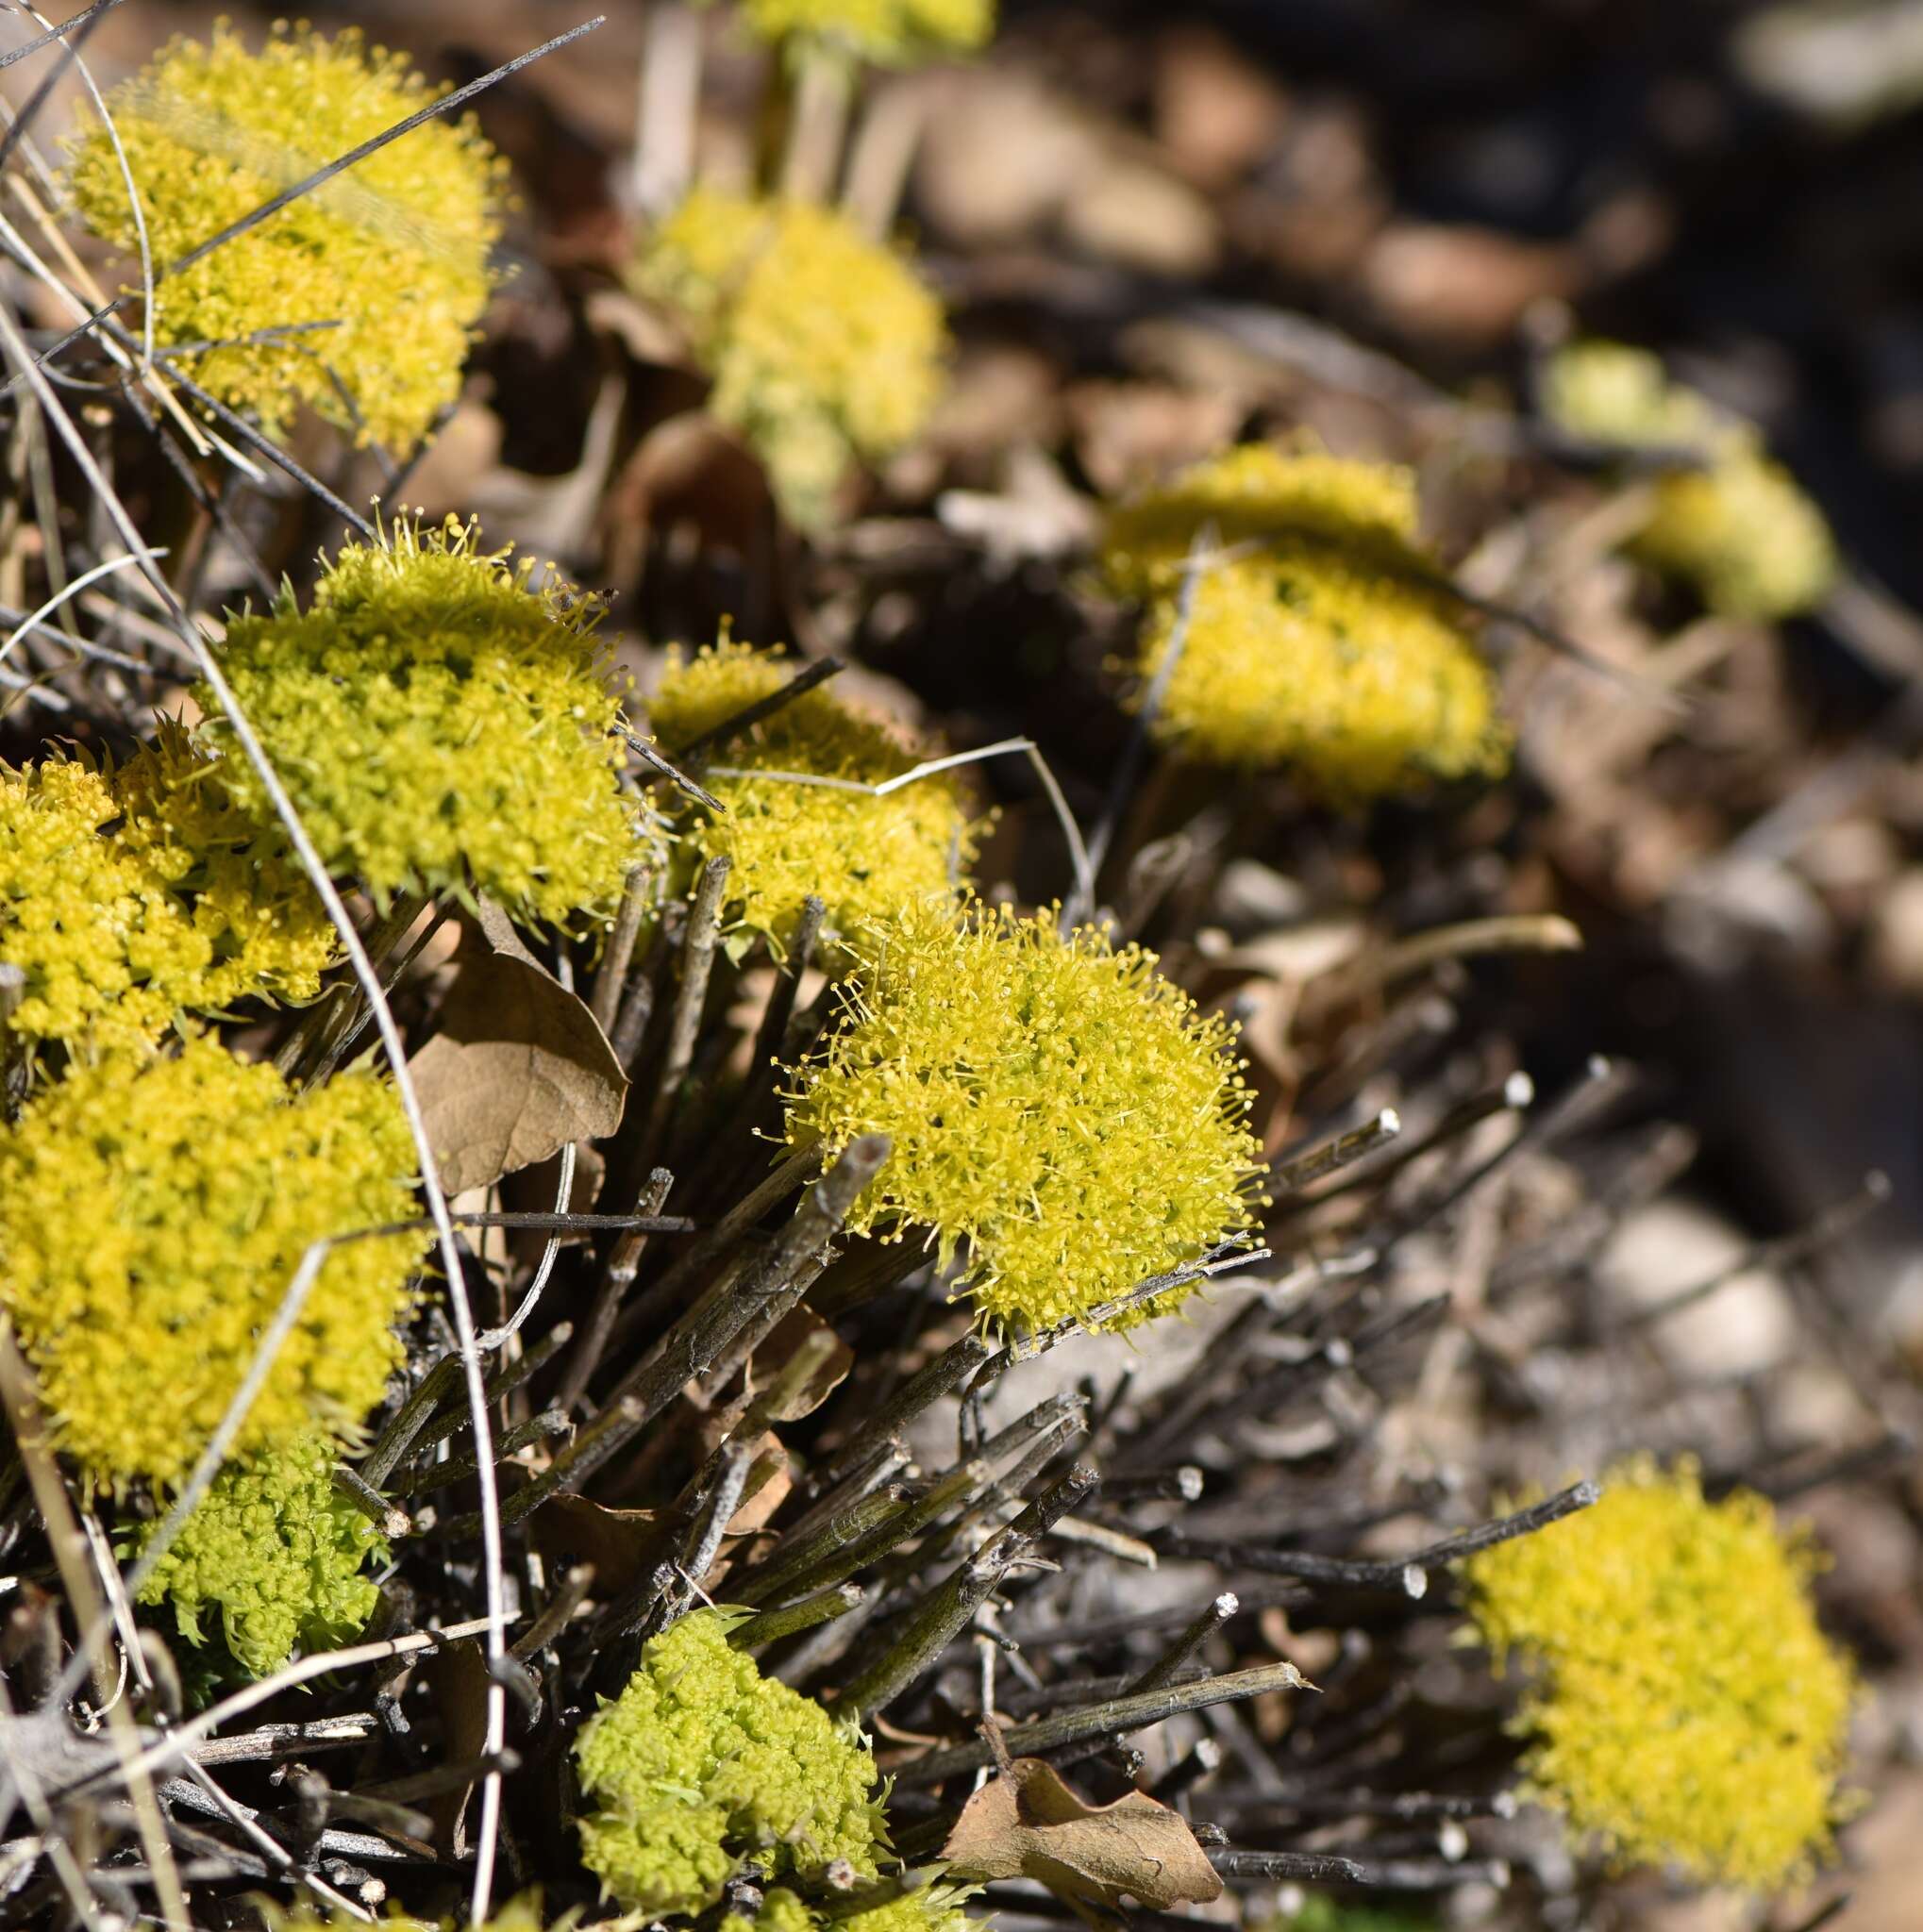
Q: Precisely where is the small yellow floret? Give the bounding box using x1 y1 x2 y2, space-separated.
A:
784 897 1267 1335
575 1607 888 1916
265 1895 556 1932
636 190 947 525
67 22 504 450
1542 341 1837 620
726 1886 978 1932
133 1434 385 1680
1100 446 1508 793
1 728 334 1052
199 516 649 931
733 0 994 63
1461 1456 1854 1892
0 1039 426 1490
648 639 977 958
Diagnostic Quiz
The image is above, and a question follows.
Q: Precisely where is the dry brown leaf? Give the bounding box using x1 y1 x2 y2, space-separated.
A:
940 1756 1224 1916
408 944 627 1195
753 1307 855 1423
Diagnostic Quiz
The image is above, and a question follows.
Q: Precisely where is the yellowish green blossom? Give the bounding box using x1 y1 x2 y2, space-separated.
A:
647 638 977 958
67 22 504 450
0 1039 425 1490
635 190 947 525
731 0 994 63
198 516 647 931
1541 341 1837 619
263 1895 558 1932
725 1886 978 1932
1 730 334 1052
133 1434 385 1680
784 897 1266 1335
575 1607 889 1916
1461 1455 1854 1892
1100 445 1508 794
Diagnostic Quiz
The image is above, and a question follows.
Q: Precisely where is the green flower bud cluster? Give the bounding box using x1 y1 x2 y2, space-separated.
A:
783 897 1267 1334
1542 341 1837 620
67 22 504 451
198 516 649 932
1460 1455 1855 1892
1100 445 1509 795
131 1434 385 1681
635 190 948 526
0 1038 425 1490
647 638 978 958
574 1607 889 1916
1 727 334 1054
729 0 995 64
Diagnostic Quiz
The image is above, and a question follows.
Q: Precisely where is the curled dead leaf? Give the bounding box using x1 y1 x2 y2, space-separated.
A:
941 1754 1224 1916
408 941 627 1195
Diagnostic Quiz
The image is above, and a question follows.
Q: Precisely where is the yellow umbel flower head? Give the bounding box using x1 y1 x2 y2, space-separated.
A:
731 0 995 64
131 1434 385 1681
0 1039 426 1490
1542 341 1837 620
198 516 649 932
1100 445 1509 795
635 189 947 526
647 638 977 959
784 898 1267 1335
67 22 504 450
728 1887 978 1932
1 729 334 1053
1461 1455 1854 1892
575 1607 889 1916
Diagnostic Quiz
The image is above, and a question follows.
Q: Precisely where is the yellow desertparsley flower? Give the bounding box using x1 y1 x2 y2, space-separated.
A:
198 516 649 932
0 1039 426 1490
731 0 995 63
726 1886 978 1932
67 22 504 450
575 1607 889 1917
263 1896 560 1932
132 1434 386 1681
1100 446 1509 795
1 731 333 1053
647 638 977 958
784 897 1267 1335
1461 1455 1854 1892
636 189 947 525
1542 341 1837 620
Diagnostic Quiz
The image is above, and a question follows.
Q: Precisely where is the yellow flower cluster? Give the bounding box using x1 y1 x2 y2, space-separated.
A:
648 639 976 958
200 517 647 931
734 0 995 63
636 190 947 525
728 1886 977 1932
1100 446 1509 795
1543 341 1837 620
68 23 504 451
575 1608 889 1916
266 1898 554 1932
1461 1456 1854 1892
132 1433 386 1681
1 730 334 1054
0 1039 425 1490
784 898 1267 1334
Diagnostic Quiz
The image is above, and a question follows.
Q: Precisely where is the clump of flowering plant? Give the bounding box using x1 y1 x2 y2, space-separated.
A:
1 727 333 1054
575 1607 888 1916
67 22 504 450
783 896 1267 1335
197 515 649 932
647 638 978 958
0 1038 425 1490
131 1433 386 1681
1543 340 1837 620
1461 1455 1855 1891
1099 444 1509 796
634 189 947 525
